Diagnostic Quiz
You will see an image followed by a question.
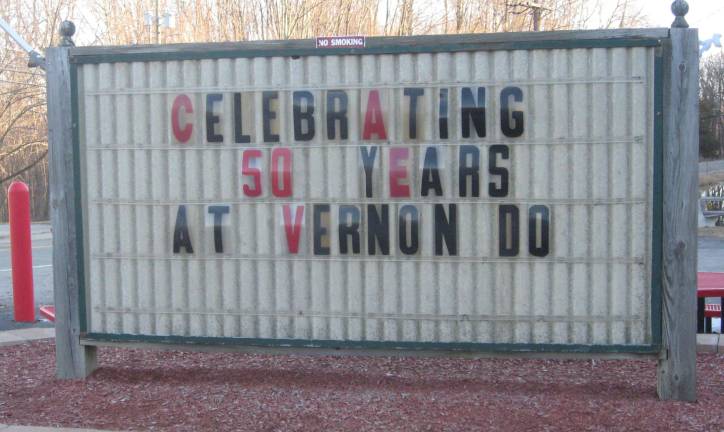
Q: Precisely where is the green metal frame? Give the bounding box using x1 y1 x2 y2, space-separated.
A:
69 31 667 355
70 62 88 333
651 49 664 348
69 39 663 65
82 332 658 354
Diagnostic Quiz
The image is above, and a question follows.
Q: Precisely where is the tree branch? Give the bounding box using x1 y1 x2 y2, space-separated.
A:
0 149 48 184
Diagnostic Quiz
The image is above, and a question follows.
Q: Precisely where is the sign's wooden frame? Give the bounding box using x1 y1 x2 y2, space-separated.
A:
46 28 697 401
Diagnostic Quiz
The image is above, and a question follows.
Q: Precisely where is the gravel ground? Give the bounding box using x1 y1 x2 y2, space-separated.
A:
0 341 722 431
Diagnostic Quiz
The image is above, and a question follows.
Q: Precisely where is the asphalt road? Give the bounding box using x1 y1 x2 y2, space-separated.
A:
0 223 53 330
698 236 724 273
0 224 722 331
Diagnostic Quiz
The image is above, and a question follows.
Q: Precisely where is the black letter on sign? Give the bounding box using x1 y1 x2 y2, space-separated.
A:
173 205 193 253
421 146 443 197
434 204 457 256
404 88 424 139
528 205 550 257
327 90 348 140
360 146 377 198
459 145 480 197
206 93 223 143
338 205 361 254
398 205 419 255
233 93 251 143
313 204 331 255
498 205 519 257
367 204 389 255
439 88 449 139
500 86 524 137
461 87 486 138
262 91 280 142
208 205 230 253
488 145 509 197
293 91 315 141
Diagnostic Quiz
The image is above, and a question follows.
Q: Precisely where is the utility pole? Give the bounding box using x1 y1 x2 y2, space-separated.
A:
154 0 160 44
532 3 541 31
507 1 548 31
144 3 174 45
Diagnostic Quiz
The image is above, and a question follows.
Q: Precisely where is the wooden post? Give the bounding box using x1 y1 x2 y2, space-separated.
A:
47 21 97 379
656 1 698 401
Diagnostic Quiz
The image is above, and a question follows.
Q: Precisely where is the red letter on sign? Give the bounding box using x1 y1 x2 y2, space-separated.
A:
389 147 411 197
362 90 387 140
271 147 293 197
242 149 262 197
283 204 305 253
172 94 193 143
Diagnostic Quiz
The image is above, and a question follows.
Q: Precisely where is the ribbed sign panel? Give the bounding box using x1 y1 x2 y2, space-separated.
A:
77 46 656 349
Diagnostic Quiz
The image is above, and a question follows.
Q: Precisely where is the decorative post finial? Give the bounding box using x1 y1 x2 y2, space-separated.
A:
671 0 689 28
59 20 76 47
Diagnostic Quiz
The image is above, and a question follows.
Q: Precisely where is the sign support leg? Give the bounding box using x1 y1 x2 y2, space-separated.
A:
656 23 699 401
47 22 97 379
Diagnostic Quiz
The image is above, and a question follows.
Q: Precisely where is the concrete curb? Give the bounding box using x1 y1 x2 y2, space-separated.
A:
0 328 55 346
696 333 722 354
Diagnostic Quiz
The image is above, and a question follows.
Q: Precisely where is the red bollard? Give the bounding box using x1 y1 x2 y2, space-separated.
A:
8 181 34 322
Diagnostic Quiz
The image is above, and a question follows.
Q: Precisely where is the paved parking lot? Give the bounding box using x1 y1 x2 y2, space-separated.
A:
0 223 53 330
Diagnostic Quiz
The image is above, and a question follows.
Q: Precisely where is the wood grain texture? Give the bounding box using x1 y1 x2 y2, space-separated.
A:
46 47 97 379
656 28 698 401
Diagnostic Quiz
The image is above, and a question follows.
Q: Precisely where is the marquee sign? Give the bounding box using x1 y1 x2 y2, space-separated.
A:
59 30 668 354
167 85 542 258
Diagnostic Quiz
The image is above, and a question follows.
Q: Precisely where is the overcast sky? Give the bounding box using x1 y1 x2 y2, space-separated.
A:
636 0 722 40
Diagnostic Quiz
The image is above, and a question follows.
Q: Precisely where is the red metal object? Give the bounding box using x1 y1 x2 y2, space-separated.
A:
697 272 724 333
697 272 724 297
39 305 55 322
8 181 34 322
704 303 721 318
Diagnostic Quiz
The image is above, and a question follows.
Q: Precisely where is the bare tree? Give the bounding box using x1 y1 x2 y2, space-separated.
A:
0 0 76 220
700 52 724 159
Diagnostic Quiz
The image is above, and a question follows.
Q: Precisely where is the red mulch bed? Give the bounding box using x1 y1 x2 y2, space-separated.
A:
0 340 722 431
